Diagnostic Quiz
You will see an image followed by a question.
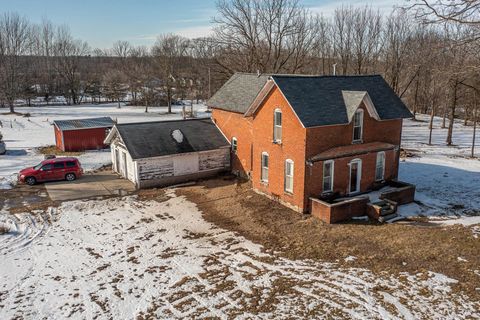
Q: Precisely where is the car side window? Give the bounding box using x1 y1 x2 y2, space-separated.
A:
41 164 53 171
66 161 76 168
54 162 65 169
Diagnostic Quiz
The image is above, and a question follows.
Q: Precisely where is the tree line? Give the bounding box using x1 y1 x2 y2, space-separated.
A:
0 0 479 150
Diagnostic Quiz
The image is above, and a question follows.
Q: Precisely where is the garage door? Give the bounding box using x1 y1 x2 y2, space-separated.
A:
174 153 199 176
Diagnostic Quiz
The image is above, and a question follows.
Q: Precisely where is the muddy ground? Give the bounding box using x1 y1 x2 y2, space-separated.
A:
176 176 480 300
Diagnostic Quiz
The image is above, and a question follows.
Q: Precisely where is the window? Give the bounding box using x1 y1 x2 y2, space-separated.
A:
375 152 385 181
284 159 294 193
273 108 282 143
261 152 269 182
53 162 65 169
231 137 238 153
66 161 76 168
323 160 334 192
41 164 53 171
353 109 364 142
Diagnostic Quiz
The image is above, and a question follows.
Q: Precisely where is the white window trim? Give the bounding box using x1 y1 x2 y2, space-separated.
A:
375 151 385 181
322 160 334 193
284 159 294 193
348 159 362 194
261 152 269 183
273 108 282 143
231 137 238 153
352 109 364 143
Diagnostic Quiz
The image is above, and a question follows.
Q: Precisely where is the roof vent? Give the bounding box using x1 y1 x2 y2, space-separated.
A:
171 129 184 143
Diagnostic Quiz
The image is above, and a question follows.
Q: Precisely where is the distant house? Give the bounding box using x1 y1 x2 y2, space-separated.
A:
54 117 115 152
104 118 230 188
208 73 415 222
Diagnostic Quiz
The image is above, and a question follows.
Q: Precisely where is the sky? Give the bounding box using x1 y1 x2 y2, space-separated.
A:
0 0 401 49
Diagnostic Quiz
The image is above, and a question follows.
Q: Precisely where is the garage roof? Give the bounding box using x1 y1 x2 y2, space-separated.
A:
112 118 230 160
53 117 115 131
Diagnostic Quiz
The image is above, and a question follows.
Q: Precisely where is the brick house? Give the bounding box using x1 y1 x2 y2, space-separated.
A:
208 73 414 221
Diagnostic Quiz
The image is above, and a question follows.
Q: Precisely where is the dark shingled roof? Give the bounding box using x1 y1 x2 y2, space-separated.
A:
115 118 229 160
54 117 114 131
207 73 270 113
271 75 413 127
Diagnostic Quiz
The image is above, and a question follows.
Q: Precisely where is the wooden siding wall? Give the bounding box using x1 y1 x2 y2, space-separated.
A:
136 148 230 183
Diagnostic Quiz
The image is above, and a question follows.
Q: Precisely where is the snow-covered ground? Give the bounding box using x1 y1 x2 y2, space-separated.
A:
399 114 480 226
0 191 477 319
0 103 209 189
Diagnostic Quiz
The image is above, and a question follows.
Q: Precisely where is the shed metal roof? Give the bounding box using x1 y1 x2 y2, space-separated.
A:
112 118 230 160
54 117 115 131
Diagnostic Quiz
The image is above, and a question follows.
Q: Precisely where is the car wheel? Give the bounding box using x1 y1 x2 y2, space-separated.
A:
65 173 76 181
25 176 36 186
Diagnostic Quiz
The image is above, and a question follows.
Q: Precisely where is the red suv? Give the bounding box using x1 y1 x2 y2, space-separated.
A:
19 157 83 185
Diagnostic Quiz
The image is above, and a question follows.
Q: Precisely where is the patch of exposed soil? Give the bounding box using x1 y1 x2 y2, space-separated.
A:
0 183 58 214
37 145 83 156
176 176 480 300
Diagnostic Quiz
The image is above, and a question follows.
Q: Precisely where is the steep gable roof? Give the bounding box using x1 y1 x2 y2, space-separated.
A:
271 75 413 127
207 73 270 113
107 118 229 160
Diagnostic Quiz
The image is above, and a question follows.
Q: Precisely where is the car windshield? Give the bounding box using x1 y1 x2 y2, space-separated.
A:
33 162 43 170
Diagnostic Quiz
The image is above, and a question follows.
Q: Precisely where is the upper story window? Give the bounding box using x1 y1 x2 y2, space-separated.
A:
375 151 385 181
231 137 238 153
273 108 282 143
261 152 269 182
284 159 294 193
323 160 334 192
353 109 364 142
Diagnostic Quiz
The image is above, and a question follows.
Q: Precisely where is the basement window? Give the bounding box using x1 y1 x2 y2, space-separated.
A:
273 108 282 143
261 152 269 182
323 160 334 192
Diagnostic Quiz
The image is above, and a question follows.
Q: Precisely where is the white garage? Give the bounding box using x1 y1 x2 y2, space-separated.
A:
104 118 231 188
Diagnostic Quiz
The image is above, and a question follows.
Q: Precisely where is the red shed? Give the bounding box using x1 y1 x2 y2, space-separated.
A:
53 117 115 152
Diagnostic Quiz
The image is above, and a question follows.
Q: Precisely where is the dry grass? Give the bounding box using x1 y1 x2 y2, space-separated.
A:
37 145 83 156
176 176 480 300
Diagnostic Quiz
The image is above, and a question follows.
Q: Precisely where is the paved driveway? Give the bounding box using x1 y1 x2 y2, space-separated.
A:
45 171 135 201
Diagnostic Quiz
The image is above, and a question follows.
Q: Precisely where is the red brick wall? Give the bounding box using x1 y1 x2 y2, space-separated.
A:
212 108 254 175
306 149 398 208
250 87 307 212
311 196 369 224
305 103 403 158
212 87 404 214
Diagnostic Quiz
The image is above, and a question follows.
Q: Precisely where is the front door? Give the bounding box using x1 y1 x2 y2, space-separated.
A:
349 160 362 194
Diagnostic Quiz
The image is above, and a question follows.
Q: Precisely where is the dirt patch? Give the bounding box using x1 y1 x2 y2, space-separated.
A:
176 176 480 300
0 183 59 214
37 145 83 157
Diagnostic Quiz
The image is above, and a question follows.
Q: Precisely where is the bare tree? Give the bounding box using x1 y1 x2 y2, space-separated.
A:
53 26 90 105
102 70 128 108
213 0 317 74
0 13 33 113
152 34 189 113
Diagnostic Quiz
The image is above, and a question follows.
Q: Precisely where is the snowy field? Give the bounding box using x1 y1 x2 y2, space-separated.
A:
0 191 478 319
399 114 480 226
0 106 480 318
0 103 208 189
